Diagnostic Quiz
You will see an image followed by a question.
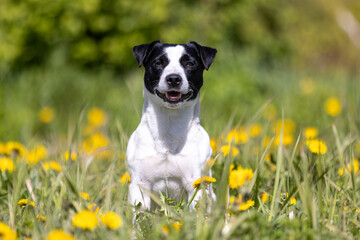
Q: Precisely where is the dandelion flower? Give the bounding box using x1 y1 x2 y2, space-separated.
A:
6 141 26 157
171 221 183 232
261 192 269 203
39 107 55 124
220 145 239 157
0 222 17 240
88 203 100 214
192 176 216 189
43 161 62 172
275 134 294 146
229 167 253 189
272 119 296 135
306 139 327 155
0 157 14 173
338 168 344 176
119 172 131 185
238 200 255 211
64 151 77 161
290 197 296 205
304 127 318 139
324 97 341 117
80 192 90 201
0 142 6 155
162 225 170 235
249 124 263 138
36 215 46 222
210 138 217 153
72 210 98 230
226 128 248 144
347 158 359 174
88 108 106 126
18 199 36 208
100 212 123 229
46 230 76 240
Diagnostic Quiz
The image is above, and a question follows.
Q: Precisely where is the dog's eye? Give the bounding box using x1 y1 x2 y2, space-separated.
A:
185 61 195 68
154 60 163 67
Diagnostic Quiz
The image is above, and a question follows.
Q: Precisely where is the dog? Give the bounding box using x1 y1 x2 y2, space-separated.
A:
127 41 217 211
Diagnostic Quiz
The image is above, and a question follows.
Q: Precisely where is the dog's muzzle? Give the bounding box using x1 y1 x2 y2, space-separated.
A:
155 89 193 104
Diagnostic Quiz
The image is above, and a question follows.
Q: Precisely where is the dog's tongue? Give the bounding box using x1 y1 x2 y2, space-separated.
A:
166 91 181 101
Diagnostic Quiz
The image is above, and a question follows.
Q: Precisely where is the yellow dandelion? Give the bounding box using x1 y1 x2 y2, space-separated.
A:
261 192 269 203
220 145 239 157
26 145 48 165
46 229 76 240
72 210 98 230
343 206 348 211
306 139 327 155
347 158 359 174
6 141 27 157
0 157 15 173
43 161 62 172
299 77 315 95
229 195 236 204
192 176 216 189
18 199 36 208
162 225 170 235
119 172 131 185
238 200 255 211
304 127 318 139
0 222 17 240
171 221 183 232
80 192 90 201
39 107 55 124
249 124 263 138
338 168 344 176
64 151 77 161
88 107 106 127
100 212 123 230
290 197 297 205
0 142 6 155
324 97 341 117
275 134 294 146
210 138 217 154
88 203 100 214
226 128 248 144
229 167 253 189
36 215 46 222
272 119 296 135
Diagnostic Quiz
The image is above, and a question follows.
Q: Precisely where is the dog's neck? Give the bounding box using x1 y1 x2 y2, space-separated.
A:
142 91 200 154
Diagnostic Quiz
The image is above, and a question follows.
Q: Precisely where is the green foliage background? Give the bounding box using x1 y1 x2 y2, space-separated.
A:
1 0 359 72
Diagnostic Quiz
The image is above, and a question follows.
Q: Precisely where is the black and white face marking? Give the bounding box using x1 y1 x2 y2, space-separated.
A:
133 41 217 108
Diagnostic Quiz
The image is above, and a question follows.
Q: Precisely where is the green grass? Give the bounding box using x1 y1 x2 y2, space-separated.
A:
0 53 359 239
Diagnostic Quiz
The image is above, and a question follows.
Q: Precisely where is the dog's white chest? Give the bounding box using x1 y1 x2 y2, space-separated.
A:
127 101 212 200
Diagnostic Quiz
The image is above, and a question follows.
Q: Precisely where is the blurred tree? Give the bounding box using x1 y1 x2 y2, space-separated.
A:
0 0 359 73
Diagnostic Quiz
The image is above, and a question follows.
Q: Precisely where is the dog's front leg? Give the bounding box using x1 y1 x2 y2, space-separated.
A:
128 182 151 211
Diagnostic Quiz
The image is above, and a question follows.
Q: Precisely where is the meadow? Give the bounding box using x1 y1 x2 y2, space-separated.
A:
0 46 359 240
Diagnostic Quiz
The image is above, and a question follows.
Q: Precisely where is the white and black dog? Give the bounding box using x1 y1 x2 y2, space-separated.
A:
127 41 217 211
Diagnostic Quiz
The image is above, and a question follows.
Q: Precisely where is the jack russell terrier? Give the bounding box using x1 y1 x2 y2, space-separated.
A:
127 41 217 211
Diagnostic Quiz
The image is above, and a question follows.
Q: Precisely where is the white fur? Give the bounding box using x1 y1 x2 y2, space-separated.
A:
157 46 189 94
127 46 215 211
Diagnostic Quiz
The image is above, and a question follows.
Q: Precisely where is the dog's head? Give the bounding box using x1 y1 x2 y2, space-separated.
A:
133 41 217 109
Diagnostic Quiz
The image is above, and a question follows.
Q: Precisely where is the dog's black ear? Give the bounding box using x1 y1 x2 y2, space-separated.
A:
133 40 161 67
189 41 217 70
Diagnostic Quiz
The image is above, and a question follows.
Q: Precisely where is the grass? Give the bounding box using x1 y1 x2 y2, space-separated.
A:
0 52 359 239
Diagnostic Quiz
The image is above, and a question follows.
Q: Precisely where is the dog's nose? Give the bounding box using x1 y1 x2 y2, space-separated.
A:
166 74 182 88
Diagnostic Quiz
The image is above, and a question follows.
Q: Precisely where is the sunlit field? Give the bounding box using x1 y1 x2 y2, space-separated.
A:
1 51 359 240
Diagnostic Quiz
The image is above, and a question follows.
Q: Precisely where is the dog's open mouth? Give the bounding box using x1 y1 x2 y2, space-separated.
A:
155 90 193 104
